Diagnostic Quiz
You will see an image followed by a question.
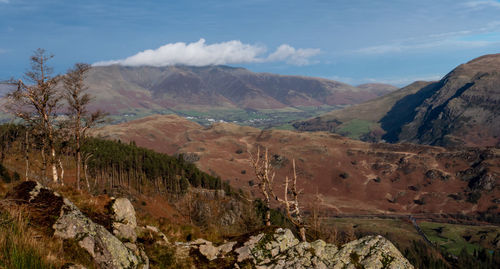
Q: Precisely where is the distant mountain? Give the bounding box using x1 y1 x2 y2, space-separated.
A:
296 54 500 147
0 84 14 98
84 65 395 113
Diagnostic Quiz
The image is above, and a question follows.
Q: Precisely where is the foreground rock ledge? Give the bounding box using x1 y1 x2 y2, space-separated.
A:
7 181 148 269
177 228 414 269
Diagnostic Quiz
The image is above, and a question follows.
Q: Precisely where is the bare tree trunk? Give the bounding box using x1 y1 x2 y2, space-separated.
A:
24 130 29 181
299 227 306 242
265 208 271 227
58 158 64 186
83 153 92 191
76 136 81 190
51 147 58 183
41 144 47 183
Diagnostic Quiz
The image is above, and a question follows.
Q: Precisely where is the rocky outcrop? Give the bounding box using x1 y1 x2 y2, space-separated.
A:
177 228 413 269
7 181 149 269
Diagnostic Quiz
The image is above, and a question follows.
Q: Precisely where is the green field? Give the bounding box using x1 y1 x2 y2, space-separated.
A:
337 119 377 139
324 217 500 256
419 222 500 255
170 106 340 129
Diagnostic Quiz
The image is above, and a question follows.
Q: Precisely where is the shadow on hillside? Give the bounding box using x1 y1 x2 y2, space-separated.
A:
380 81 442 143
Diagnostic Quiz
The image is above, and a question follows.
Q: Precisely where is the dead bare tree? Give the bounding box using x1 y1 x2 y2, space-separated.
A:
63 63 105 190
249 147 307 241
279 159 306 241
6 48 62 184
249 146 275 226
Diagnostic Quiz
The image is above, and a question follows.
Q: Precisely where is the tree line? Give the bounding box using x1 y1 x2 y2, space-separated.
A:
82 138 227 195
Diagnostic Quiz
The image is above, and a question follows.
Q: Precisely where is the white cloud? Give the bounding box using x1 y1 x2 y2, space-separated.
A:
464 1 500 8
94 39 320 67
267 44 321 65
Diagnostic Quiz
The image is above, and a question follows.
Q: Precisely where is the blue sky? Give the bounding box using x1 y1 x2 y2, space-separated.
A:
1 0 499 86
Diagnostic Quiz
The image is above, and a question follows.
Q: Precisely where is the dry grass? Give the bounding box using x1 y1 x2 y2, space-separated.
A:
0 203 61 269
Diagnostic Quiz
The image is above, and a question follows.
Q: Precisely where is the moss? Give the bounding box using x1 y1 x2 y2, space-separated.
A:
349 252 364 269
62 239 96 269
381 253 395 269
251 233 274 263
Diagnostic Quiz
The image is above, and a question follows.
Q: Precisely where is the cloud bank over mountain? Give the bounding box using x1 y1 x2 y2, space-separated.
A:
94 39 320 67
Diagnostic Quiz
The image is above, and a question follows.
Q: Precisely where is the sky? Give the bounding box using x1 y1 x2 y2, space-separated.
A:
1 0 500 86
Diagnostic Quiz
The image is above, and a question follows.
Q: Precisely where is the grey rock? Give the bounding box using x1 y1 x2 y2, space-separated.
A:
199 242 219 261
179 228 413 269
137 225 169 245
9 181 148 269
110 198 138 242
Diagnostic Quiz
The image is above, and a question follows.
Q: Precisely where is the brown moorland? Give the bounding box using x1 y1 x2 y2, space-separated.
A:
94 114 500 220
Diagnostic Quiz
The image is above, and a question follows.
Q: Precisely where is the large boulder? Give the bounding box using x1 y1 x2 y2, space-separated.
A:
178 228 413 269
110 197 138 242
7 181 148 269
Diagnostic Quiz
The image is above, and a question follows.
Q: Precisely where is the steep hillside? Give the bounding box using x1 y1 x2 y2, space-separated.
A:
95 114 500 220
294 81 432 139
295 54 500 147
84 65 394 112
390 54 500 147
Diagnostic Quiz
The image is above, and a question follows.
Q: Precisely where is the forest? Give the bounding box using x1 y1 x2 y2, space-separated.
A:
0 123 229 196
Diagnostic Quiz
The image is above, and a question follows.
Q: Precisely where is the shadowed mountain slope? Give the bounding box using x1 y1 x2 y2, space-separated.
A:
295 54 500 147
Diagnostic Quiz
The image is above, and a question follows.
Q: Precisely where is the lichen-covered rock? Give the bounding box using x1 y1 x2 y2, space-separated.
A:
7 181 148 269
179 228 413 269
176 239 237 261
110 197 138 242
137 225 170 246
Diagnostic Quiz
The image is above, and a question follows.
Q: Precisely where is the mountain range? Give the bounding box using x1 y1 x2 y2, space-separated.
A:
295 53 500 147
84 65 396 113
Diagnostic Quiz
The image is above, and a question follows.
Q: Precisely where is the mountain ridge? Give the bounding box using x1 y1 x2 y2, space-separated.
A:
84 64 396 113
295 53 500 147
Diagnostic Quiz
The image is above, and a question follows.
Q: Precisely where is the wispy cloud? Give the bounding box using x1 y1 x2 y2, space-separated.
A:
463 1 500 8
352 22 500 55
94 39 320 67
331 74 443 87
0 0 9 3
354 39 497 55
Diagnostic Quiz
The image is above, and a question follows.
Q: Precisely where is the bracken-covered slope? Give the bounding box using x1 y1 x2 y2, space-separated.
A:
84 65 395 113
94 114 500 220
295 54 500 147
